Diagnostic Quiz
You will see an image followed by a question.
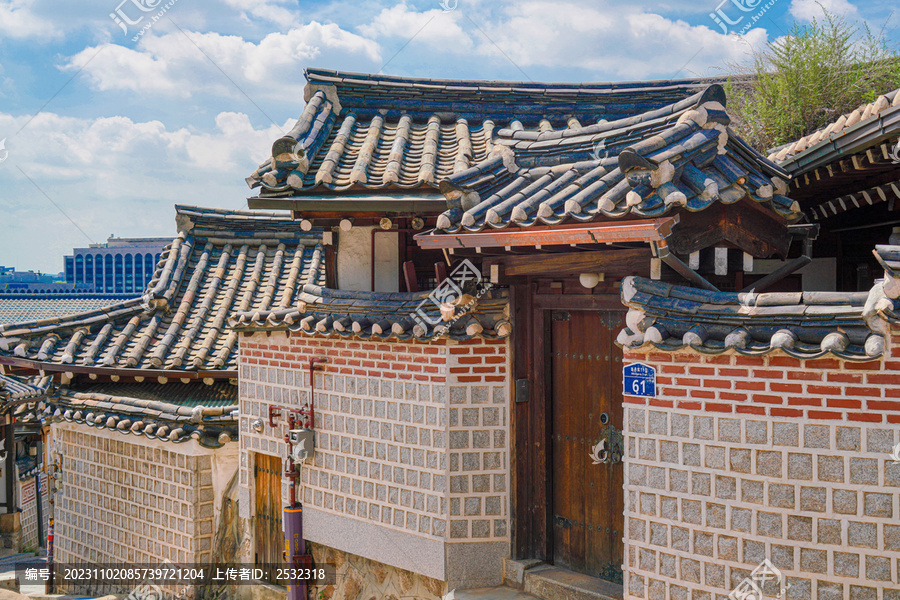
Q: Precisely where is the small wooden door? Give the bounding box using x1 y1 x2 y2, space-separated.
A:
255 453 285 583
549 310 624 583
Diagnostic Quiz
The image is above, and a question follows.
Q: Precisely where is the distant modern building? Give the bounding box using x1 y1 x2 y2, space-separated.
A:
64 236 169 294
0 267 68 292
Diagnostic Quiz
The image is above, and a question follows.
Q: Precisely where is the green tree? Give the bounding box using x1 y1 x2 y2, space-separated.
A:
725 10 900 151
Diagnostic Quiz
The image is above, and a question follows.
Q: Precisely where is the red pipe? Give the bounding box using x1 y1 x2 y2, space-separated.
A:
283 357 326 506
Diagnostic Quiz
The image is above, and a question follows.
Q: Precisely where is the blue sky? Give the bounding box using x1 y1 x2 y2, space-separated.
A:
0 0 894 273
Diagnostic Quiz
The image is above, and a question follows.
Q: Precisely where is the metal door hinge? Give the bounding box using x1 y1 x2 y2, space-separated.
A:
552 311 570 321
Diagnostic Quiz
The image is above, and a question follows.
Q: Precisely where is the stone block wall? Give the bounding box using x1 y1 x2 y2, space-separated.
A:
238 331 510 589
53 423 219 566
621 344 900 600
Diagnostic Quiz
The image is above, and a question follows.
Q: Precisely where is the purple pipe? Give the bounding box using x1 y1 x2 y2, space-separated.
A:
284 506 305 600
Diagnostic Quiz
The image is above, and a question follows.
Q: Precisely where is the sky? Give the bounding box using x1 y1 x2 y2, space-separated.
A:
0 0 894 274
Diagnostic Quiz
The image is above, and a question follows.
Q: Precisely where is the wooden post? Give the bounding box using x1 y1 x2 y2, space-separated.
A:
402 261 418 292
3 415 12 515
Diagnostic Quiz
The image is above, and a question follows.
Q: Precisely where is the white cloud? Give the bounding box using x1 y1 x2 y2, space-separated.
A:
220 0 299 26
62 23 381 100
473 2 766 79
0 109 287 271
0 0 59 39
358 3 475 52
789 0 859 21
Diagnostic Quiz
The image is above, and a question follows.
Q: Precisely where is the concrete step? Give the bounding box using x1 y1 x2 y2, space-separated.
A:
523 565 622 600
454 586 542 600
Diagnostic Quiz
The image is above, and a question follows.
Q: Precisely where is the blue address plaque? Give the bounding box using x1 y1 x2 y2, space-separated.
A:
623 362 657 398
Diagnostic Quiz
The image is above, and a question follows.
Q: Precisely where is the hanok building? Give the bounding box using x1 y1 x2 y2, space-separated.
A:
0 373 49 552
0 206 327 584
232 68 812 599
614 89 900 599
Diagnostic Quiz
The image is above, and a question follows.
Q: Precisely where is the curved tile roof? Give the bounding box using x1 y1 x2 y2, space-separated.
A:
0 294 135 325
70 380 236 408
616 274 893 361
248 68 720 196
230 284 510 342
0 206 327 374
39 387 237 448
769 88 900 165
429 85 797 233
0 374 48 402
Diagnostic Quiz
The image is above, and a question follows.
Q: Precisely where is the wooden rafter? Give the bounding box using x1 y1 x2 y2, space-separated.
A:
808 179 900 221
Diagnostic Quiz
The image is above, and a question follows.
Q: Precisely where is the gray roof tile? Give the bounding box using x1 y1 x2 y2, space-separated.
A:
0 206 326 374
248 68 722 197
616 269 899 361
428 85 798 234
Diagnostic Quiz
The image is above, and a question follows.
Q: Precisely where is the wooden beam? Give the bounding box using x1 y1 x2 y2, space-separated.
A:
483 248 651 278
415 217 677 250
666 200 792 258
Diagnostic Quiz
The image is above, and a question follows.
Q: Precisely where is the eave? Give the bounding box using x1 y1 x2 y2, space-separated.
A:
778 104 900 176
248 194 448 215
0 356 236 380
414 217 678 251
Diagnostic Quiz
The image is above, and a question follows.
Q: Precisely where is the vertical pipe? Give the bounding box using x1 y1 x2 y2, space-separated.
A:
5 417 13 514
35 439 43 543
283 507 306 600
45 516 54 594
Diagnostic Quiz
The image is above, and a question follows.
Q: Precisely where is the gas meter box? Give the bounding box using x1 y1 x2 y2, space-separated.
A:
288 428 315 462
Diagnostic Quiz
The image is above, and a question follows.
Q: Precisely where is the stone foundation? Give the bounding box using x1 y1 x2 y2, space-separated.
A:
0 513 22 552
309 542 446 600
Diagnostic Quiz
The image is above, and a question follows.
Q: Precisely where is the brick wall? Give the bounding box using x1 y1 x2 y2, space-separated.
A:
237 331 510 588
621 338 900 600
54 423 221 567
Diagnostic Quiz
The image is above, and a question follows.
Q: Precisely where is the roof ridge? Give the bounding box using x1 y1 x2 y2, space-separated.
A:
304 67 732 89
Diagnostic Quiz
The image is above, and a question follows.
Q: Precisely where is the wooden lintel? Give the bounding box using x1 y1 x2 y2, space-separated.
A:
483 248 651 278
415 217 677 250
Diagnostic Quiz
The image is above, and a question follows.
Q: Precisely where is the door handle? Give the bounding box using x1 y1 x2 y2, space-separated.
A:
554 515 573 529
589 424 624 465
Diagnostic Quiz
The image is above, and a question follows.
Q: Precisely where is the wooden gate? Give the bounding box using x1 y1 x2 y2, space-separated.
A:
255 453 285 583
549 310 625 583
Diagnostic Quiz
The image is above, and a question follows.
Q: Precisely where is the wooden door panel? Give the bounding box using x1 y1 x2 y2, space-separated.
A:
550 310 624 582
255 453 285 584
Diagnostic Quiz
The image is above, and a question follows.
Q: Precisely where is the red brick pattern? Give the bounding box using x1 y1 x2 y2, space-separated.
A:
623 335 900 423
241 334 507 384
